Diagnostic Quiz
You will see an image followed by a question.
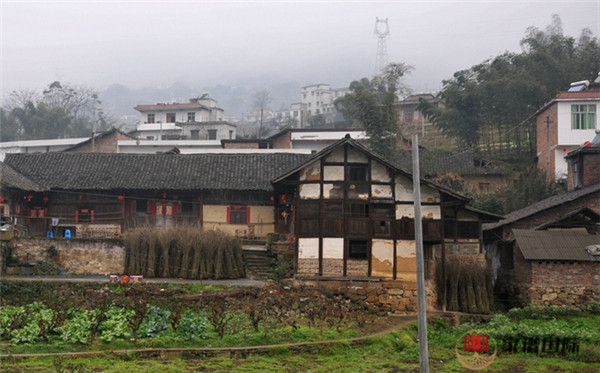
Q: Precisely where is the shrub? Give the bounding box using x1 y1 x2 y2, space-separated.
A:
587 301 600 315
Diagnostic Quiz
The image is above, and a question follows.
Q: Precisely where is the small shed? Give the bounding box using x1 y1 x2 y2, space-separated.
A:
510 228 600 308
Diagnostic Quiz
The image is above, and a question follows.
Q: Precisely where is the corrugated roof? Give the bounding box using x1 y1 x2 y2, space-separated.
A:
513 229 600 261
3 152 311 192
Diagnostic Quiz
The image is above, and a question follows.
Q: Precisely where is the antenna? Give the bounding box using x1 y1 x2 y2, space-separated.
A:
374 17 390 75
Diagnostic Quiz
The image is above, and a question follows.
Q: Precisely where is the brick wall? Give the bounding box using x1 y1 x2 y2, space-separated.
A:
531 261 600 287
583 153 600 187
272 133 292 149
70 132 132 153
297 258 319 277
506 246 600 307
346 259 368 277
223 142 260 149
536 105 558 179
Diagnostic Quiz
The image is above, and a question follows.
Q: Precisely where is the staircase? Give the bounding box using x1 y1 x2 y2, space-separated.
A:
242 247 275 279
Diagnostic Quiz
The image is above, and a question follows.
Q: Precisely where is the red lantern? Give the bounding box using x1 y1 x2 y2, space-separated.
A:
43 196 49 203
27 194 33 202
281 194 287 202
117 195 124 201
270 196 275 202
79 194 84 200
161 192 168 199
562 147 567 152
0 196 4 203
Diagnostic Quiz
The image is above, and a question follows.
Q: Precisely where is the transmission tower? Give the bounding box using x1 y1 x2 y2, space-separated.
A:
374 17 390 74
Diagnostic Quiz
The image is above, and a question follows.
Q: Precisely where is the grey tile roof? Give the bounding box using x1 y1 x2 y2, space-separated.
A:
3 152 311 192
513 228 600 261
483 183 600 230
0 162 43 191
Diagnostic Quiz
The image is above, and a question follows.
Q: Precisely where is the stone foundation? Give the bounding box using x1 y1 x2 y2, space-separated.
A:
5 238 125 275
528 285 600 309
301 278 438 315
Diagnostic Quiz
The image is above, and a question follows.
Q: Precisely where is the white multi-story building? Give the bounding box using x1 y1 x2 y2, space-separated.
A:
301 84 349 123
536 75 600 181
275 102 308 128
132 97 235 141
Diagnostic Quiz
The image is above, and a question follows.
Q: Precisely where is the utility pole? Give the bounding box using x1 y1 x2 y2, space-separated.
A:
412 134 429 373
545 116 552 182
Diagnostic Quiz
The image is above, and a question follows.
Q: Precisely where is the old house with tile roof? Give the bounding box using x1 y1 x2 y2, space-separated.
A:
1 152 310 239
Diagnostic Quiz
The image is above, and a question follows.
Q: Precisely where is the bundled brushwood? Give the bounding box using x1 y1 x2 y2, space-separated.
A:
442 256 493 314
123 226 245 279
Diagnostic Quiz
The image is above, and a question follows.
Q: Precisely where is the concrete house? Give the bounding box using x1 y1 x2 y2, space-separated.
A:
536 75 600 181
132 97 235 141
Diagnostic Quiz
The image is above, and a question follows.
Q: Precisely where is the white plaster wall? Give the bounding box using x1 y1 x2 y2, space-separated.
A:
557 101 598 145
347 148 368 163
323 165 344 181
396 204 441 219
395 176 413 201
299 184 321 199
371 184 393 199
300 162 321 181
324 148 344 163
397 240 416 258
322 238 344 259
371 161 391 182
298 238 319 259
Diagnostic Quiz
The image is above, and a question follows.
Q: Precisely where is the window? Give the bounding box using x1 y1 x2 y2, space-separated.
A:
147 114 155 123
190 130 200 140
229 130 233 139
166 113 176 123
349 240 368 259
229 205 247 224
349 165 368 181
187 112 195 122
208 129 217 140
571 104 596 130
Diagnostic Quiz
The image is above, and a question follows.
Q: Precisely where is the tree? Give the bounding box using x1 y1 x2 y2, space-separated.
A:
335 62 412 161
418 15 599 157
1 81 110 141
252 90 272 139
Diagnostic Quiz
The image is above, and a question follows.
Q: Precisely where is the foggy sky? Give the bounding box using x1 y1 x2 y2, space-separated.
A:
2 1 599 100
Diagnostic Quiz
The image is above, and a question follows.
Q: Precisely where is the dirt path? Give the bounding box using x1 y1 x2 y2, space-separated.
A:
0 316 417 359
